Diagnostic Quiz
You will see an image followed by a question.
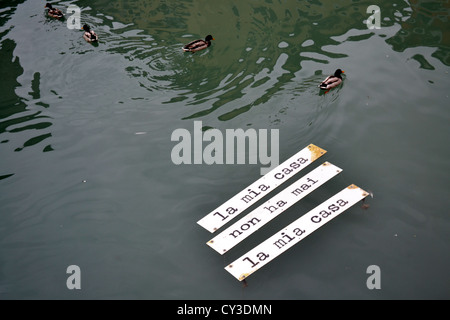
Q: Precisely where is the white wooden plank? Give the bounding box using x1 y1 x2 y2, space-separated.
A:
225 185 370 281
207 162 342 254
197 144 327 233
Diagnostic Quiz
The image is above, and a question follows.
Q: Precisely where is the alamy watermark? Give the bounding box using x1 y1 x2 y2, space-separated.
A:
366 265 381 289
66 265 81 290
171 121 279 175
366 5 381 29
66 5 81 29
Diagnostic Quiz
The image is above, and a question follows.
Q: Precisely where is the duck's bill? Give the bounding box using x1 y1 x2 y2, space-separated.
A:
341 70 345 73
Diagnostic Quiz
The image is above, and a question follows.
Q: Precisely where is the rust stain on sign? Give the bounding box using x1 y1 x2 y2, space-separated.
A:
308 144 326 162
239 273 251 281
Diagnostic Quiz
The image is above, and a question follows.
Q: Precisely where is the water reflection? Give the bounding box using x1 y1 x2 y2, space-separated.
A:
94 0 371 122
1 0 447 154
386 0 450 67
0 39 53 153
91 0 447 123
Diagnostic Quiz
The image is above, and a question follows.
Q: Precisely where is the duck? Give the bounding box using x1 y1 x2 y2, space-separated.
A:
318 69 345 90
182 35 214 53
82 24 99 43
45 3 64 19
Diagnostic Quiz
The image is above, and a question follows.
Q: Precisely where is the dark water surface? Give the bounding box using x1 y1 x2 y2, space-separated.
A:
0 0 449 299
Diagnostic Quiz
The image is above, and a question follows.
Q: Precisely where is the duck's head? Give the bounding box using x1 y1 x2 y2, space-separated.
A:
205 35 215 42
334 69 345 77
82 24 91 32
45 3 53 9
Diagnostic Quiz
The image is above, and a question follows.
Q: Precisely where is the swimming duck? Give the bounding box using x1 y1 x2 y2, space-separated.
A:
45 3 64 19
182 35 214 53
318 69 345 90
82 24 98 43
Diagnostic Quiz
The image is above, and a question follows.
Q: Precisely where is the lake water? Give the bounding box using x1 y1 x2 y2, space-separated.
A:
0 0 449 299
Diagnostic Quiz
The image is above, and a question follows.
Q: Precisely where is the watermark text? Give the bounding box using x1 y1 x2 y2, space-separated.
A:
366 264 381 289
66 265 81 290
366 5 381 29
171 121 279 175
66 5 81 29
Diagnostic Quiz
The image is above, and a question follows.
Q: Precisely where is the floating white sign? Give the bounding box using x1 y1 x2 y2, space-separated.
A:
197 144 327 233
225 185 370 281
207 162 342 254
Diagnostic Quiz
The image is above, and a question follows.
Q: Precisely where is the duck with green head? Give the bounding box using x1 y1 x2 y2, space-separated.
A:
45 3 64 19
318 69 345 90
82 24 98 43
182 35 214 53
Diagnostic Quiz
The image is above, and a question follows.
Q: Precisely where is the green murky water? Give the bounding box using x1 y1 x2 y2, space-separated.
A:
0 0 449 299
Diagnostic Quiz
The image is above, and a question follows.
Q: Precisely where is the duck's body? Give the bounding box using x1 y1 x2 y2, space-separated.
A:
82 24 98 43
183 35 214 53
45 3 64 19
318 69 345 90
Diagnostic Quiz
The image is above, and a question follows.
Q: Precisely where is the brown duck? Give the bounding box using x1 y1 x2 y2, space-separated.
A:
45 3 64 19
82 24 98 43
182 35 214 53
318 69 345 90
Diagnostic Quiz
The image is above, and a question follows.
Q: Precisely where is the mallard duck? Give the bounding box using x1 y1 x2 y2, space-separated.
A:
82 24 98 43
318 69 345 90
182 35 214 53
45 3 64 19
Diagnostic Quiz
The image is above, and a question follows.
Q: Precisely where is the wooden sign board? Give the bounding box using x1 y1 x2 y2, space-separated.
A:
225 185 370 281
207 162 342 254
197 144 327 233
